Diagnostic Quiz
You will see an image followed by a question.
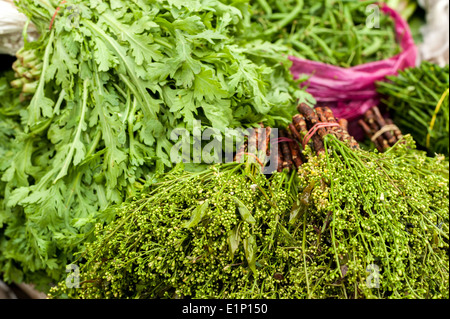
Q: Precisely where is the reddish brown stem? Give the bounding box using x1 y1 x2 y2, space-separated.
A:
314 107 330 138
265 127 272 156
315 106 348 144
292 114 309 140
299 104 327 139
358 119 383 152
248 127 258 155
338 118 348 131
279 129 293 171
234 139 247 162
322 106 338 123
286 129 303 169
277 150 284 172
259 126 268 159
297 104 325 154
297 103 319 125
288 123 302 143
385 118 403 144
321 107 358 149
365 109 389 151
372 106 397 146
317 106 340 137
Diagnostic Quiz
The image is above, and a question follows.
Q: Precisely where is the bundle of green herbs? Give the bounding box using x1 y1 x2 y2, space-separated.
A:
299 134 448 298
376 61 449 157
0 0 313 291
49 109 448 299
48 162 296 299
248 0 401 67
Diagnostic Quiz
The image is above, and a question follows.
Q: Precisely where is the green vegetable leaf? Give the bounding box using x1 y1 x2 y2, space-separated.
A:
182 200 209 228
227 225 240 257
93 37 118 72
100 10 163 66
243 234 257 274
232 196 256 225
193 69 229 102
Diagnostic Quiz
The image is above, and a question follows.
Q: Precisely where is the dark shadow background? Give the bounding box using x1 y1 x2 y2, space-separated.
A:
0 54 15 73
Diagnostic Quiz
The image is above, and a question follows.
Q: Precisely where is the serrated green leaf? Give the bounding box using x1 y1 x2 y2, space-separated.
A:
101 11 163 65
93 38 118 72
54 79 89 182
6 187 30 207
27 31 55 127
201 101 232 131
173 16 205 34
193 69 229 102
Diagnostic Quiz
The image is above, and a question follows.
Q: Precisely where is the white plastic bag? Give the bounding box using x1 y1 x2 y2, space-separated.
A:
0 0 38 55
418 0 449 66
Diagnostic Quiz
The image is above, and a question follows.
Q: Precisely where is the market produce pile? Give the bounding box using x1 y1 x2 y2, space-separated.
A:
0 0 448 299
0 0 313 289
248 0 401 67
48 107 449 299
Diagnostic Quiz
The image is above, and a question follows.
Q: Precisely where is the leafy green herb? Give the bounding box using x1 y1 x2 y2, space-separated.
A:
0 0 313 290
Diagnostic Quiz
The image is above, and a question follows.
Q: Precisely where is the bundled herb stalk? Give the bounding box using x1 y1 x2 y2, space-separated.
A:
288 106 447 297
276 132 448 299
48 162 298 299
376 61 449 157
248 0 401 67
275 103 358 172
358 106 404 153
0 0 313 290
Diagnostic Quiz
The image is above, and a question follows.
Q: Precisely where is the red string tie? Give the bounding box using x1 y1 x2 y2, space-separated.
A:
49 0 67 30
243 153 265 167
271 137 296 144
302 122 340 149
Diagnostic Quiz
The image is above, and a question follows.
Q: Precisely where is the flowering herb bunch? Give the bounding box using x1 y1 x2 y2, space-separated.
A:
48 129 448 299
48 162 303 299
293 133 449 298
